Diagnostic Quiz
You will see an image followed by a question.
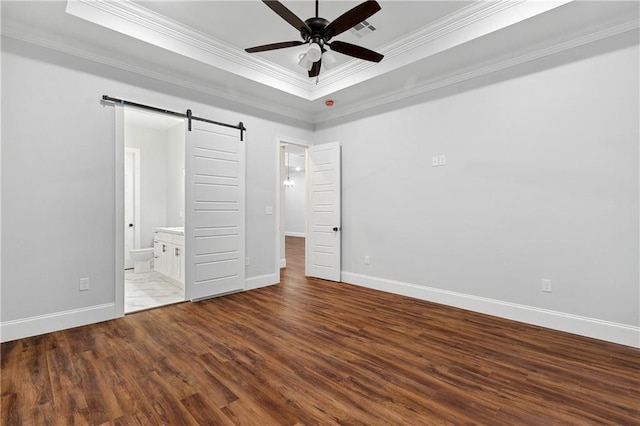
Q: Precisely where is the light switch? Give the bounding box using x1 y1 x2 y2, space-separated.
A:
265 206 273 215
432 156 439 167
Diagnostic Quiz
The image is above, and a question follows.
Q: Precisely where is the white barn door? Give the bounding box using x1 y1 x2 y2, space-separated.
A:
306 142 341 282
185 121 245 300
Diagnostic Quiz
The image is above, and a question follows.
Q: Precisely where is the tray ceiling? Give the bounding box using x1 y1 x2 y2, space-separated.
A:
2 1 638 125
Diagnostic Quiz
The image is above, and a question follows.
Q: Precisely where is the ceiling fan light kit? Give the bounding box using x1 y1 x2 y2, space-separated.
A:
246 0 384 78
322 50 338 69
298 53 313 71
306 42 322 62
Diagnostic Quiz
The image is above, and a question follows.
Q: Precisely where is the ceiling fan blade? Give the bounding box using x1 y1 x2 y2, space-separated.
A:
263 0 311 35
309 59 322 78
324 0 381 39
245 41 305 53
330 41 383 62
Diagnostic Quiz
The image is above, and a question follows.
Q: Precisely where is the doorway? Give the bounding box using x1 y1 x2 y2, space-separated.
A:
113 99 247 316
279 142 308 273
277 141 342 282
122 107 186 313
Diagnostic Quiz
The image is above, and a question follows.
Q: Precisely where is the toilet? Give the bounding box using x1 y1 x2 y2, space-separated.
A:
130 248 154 273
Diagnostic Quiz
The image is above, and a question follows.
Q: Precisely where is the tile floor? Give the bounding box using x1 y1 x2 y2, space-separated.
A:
125 270 184 313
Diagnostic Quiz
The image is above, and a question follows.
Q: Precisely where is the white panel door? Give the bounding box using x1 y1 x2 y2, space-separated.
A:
185 121 245 300
306 142 341 281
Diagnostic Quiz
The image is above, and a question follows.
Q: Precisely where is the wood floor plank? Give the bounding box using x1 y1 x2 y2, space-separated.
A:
2 236 639 425
1 393 20 425
45 336 89 419
180 392 236 426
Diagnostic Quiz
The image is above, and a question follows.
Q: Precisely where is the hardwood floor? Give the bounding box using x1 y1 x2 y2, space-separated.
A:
2 236 639 425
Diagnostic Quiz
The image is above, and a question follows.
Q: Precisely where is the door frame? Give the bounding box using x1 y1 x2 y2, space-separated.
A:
115 104 125 317
276 137 310 282
124 147 141 269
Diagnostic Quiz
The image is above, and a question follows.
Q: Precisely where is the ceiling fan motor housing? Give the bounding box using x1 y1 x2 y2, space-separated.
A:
303 17 330 45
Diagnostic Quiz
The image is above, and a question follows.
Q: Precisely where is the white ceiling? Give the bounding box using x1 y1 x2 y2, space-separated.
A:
2 1 638 126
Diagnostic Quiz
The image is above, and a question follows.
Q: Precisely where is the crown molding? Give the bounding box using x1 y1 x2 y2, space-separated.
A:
0 24 316 124
315 17 640 125
66 0 315 98
316 0 520 89
310 0 574 100
65 0 575 101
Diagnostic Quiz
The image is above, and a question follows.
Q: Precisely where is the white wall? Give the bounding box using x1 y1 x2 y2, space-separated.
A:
0 37 313 340
315 42 639 345
284 170 306 237
125 125 168 248
166 122 185 228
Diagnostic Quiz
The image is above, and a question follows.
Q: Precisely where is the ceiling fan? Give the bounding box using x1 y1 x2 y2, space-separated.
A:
245 0 384 78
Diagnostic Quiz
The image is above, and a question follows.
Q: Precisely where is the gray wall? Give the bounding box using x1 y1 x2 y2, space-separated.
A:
315 42 639 329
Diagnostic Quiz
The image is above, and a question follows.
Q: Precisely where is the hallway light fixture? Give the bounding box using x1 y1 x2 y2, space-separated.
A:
284 150 295 187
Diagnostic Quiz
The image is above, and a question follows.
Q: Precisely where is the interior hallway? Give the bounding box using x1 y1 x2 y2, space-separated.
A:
1 236 638 424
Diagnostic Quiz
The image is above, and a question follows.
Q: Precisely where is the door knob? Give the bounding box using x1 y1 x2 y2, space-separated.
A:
128 223 134 228
333 226 341 232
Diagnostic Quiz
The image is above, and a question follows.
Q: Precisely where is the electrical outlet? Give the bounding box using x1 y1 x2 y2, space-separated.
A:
364 256 370 265
432 155 447 167
79 277 90 291
542 279 552 293
265 206 273 215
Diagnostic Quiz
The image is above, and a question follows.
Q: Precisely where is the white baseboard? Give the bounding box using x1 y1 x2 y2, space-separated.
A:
1 303 116 343
280 258 286 268
245 273 279 291
342 271 640 348
285 232 306 238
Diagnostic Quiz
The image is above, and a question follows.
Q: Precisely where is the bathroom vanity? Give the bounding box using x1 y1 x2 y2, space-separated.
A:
154 227 185 289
